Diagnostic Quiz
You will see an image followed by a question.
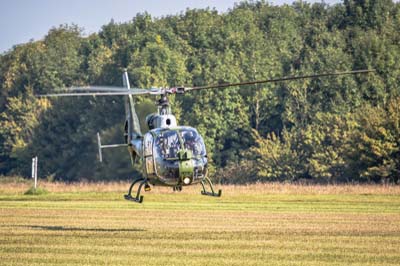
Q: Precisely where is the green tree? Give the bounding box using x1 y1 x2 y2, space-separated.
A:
250 129 303 182
0 88 47 174
350 98 400 183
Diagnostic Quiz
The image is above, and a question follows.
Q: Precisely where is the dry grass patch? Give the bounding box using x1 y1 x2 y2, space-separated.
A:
0 182 399 265
1 179 399 195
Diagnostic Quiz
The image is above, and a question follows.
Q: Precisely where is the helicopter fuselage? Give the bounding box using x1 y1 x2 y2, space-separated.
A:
130 124 208 187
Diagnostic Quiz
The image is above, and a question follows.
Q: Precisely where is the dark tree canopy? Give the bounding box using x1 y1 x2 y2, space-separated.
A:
1 1 399 183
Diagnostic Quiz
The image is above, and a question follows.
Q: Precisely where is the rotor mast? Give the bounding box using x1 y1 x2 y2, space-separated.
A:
157 93 171 115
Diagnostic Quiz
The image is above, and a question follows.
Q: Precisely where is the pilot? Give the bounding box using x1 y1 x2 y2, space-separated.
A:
171 138 181 158
184 131 198 155
161 131 180 158
155 136 166 157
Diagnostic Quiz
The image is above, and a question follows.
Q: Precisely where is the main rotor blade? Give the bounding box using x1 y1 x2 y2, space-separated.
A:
38 69 374 97
188 69 375 91
38 88 164 97
61 86 130 92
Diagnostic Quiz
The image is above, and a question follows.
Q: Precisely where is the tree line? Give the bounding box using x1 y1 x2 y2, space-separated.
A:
0 0 399 183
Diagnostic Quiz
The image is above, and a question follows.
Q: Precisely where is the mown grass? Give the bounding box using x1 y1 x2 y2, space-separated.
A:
0 182 399 265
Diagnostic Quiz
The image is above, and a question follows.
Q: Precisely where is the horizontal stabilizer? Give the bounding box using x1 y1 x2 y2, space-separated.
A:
97 132 128 162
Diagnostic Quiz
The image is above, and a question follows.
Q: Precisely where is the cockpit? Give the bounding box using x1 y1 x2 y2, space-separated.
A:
143 127 208 186
154 128 206 159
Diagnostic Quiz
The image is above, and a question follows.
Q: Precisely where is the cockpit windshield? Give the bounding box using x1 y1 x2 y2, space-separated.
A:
150 127 208 185
154 128 206 159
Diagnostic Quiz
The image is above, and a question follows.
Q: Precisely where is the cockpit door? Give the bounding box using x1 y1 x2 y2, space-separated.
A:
143 133 155 175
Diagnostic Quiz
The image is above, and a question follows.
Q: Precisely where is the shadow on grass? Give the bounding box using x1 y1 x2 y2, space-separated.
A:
0 198 66 201
24 225 145 232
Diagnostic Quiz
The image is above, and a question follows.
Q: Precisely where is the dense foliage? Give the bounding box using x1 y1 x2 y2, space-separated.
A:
1 0 399 183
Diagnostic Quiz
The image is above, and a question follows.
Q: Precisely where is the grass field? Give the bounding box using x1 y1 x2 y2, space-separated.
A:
0 182 399 266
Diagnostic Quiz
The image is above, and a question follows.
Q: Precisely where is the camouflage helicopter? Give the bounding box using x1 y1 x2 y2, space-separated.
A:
43 69 373 203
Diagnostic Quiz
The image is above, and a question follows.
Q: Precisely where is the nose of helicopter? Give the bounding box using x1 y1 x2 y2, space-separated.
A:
178 155 194 185
154 156 207 186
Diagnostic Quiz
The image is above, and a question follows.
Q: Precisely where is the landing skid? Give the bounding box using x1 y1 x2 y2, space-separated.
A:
201 177 222 197
124 177 149 203
124 177 221 203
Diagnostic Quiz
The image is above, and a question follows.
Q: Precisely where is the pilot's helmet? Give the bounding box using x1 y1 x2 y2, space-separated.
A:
184 131 196 142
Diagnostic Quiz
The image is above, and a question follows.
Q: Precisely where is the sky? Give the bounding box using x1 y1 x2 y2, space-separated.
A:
0 0 341 54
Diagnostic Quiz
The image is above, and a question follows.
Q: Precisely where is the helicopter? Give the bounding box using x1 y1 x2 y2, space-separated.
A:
42 69 374 203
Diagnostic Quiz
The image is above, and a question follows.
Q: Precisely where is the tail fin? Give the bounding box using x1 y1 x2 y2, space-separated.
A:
123 70 142 140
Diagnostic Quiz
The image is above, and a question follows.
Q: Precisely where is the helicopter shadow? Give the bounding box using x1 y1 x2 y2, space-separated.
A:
22 225 145 232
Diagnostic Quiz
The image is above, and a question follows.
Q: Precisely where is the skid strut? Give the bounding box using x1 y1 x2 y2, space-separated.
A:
201 177 222 197
173 186 182 192
124 178 149 203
